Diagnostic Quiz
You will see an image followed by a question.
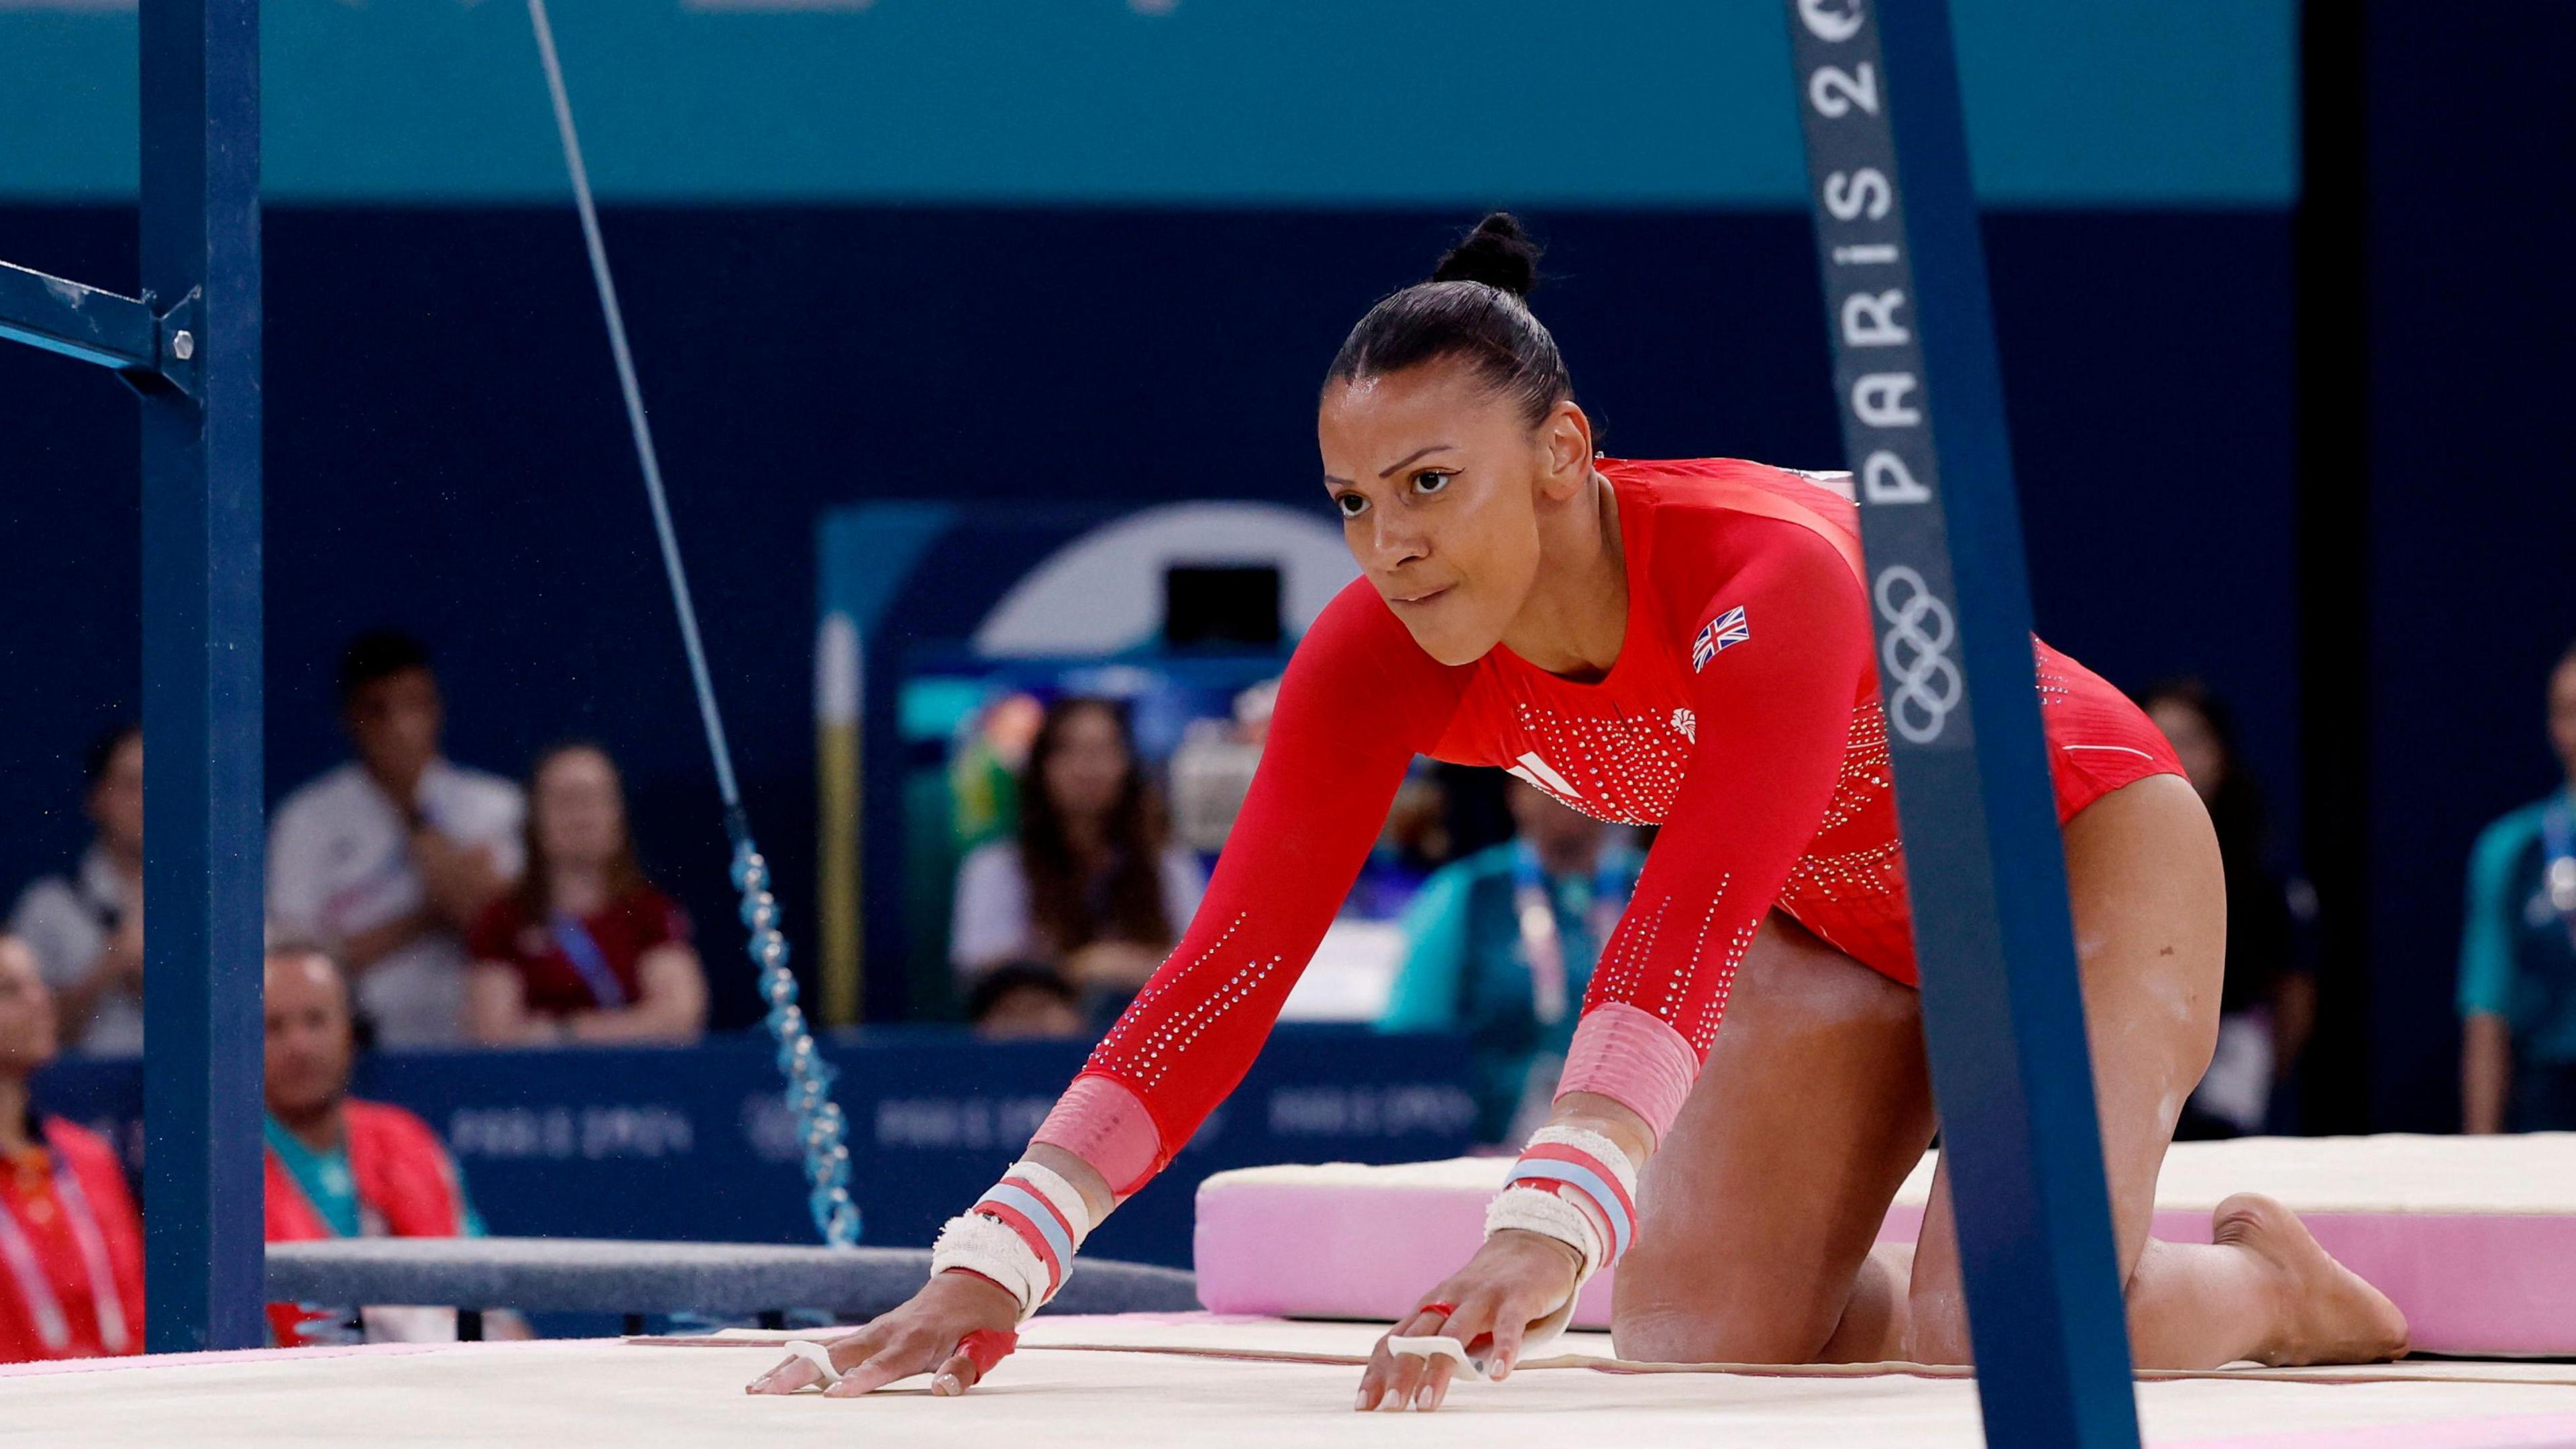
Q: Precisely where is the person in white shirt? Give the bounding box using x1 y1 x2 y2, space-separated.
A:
949 697 1203 1003
8 725 147 1055
267 633 523 1048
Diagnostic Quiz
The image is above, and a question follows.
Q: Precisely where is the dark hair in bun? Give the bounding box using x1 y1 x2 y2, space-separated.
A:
1324 212 1570 427
1431 212 1542 297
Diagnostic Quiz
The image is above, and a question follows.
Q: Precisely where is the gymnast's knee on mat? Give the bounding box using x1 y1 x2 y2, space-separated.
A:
1607 1249 1858 1366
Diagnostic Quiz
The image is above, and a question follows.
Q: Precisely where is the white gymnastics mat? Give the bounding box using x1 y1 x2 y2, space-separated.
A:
10 1315 2576 1449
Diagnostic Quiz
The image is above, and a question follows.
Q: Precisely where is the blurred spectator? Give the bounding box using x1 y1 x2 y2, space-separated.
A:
966 961 1088 1040
950 698 1203 1002
0 934 144 1362
9 724 146 1056
268 631 524 1048
949 692 1044 854
263 945 516 1344
1351 767 1458 920
2460 641 2576 1133
465 743 706 1046
1378 780 1643 1145
2139 680 2314 1136
1166 678 1276 856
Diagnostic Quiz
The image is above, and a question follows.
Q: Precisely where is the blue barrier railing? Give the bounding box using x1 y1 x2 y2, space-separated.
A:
38 1026 1477 1271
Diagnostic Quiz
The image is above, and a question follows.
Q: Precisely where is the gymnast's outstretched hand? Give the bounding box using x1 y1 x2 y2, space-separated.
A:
1354 1229 1583 1413
745 1271 1021 1399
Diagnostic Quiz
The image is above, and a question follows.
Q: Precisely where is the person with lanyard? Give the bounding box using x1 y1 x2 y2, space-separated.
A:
1380 779 1643 1144
2461 639 2576 1132
264 945 509 1345
0 933 142 1363
465 742 707 1046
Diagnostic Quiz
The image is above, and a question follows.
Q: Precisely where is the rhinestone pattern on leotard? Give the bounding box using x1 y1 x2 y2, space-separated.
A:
1778 703 1907 910
1504 700 1686 827
1086 912 1283 1092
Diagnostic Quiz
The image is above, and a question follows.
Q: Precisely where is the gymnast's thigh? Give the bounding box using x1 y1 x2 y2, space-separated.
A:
1610 910 1936 1364
1904 772 2226 1363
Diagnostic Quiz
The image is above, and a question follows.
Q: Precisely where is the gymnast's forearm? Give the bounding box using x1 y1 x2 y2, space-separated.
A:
932 745 1415 1306
928 587 1457 1309
1021 1142 1118 1224
1544 1090 1657 1170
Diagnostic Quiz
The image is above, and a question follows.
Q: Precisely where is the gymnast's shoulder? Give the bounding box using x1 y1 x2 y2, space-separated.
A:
1599 455 1860 531
1601 455 1868 606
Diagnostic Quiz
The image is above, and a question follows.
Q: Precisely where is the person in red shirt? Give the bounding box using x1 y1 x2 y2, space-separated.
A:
0 934 142 1362
264 945 521 1345
464 742 706 1046
756 215 2408 1405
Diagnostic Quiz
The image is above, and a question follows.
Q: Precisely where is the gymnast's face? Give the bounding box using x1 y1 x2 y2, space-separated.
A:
1319 360 1593 667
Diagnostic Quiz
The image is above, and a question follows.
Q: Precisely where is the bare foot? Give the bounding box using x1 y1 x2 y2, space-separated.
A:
2213 1193 2410 1366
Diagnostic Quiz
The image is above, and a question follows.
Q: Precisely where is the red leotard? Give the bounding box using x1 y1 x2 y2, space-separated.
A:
1031 458 2182 1194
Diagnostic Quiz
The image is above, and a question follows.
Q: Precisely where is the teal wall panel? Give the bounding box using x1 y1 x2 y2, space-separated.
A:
0 1 2292 206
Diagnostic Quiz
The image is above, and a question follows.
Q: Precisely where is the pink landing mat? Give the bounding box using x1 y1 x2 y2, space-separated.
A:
1193 1134 2576 1356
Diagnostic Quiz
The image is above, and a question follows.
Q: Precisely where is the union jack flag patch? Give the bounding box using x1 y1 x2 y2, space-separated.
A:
1691 605 1750 672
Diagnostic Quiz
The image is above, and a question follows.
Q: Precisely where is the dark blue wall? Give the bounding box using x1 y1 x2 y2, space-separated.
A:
2361 7 2576 1132
0 205 2296 1036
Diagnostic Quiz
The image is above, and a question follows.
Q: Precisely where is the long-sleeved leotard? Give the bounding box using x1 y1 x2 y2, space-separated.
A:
1029 458 2183 1195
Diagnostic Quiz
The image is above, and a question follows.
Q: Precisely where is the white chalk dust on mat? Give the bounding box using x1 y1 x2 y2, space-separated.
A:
8 1318 2576 1449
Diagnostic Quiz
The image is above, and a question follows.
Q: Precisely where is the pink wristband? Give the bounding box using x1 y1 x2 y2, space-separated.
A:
1030 1073 1163 1197
1554 1002 1697 1142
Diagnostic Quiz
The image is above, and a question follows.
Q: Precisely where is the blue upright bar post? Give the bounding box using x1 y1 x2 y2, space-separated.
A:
138 0 266 1353
1778 3 2140 1445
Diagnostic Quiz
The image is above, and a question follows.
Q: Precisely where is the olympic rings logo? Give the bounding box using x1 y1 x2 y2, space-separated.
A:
1872 566 1963 743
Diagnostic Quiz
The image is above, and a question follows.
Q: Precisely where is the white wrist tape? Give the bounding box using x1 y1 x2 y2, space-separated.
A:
931 1212 1051 1320
1483 1182 1605 1275
928 1159 1101 1322
1001 1160 1095 1248
781 1339 842 1387
1499 1126 1639 1267
1481 1126 1642 1352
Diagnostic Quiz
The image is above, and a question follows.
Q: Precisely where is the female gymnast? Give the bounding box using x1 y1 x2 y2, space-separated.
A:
751 214 2408 1409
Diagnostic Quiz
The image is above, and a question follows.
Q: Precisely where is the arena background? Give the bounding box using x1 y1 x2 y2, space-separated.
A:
0 0 2567 1150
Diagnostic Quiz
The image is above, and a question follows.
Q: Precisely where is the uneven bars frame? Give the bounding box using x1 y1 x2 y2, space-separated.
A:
0 0 265 1352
